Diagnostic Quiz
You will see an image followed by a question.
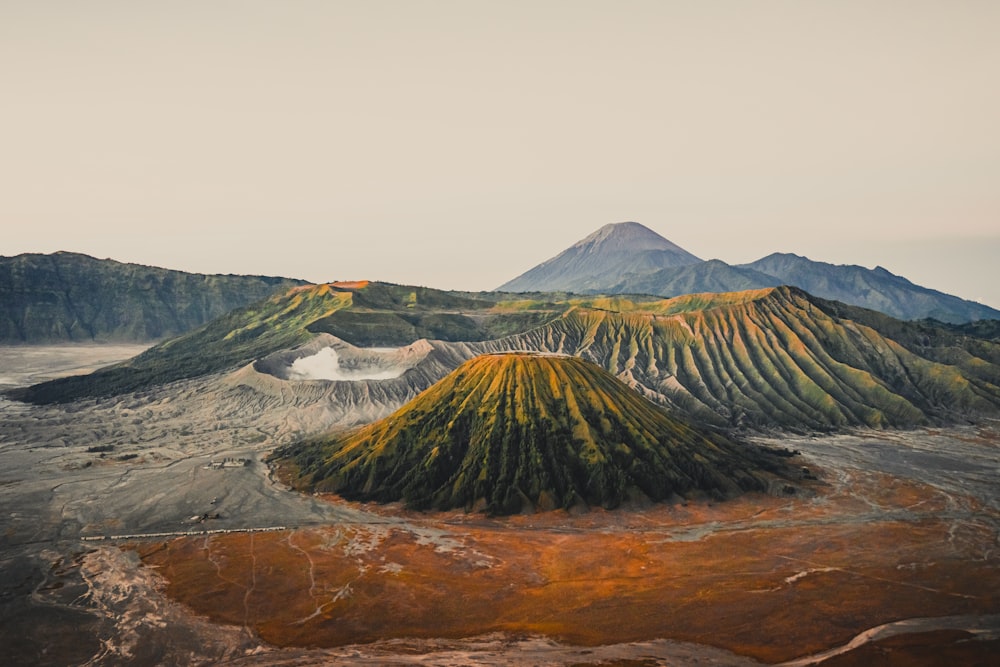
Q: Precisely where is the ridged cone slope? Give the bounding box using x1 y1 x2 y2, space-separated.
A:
15 279 1000 434
282 353 787 514
497 286 1000 429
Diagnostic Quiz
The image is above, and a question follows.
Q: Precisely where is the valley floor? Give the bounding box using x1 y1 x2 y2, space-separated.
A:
1 346 998 665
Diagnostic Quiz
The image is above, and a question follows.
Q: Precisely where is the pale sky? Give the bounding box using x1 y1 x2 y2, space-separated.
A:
3 1 999 307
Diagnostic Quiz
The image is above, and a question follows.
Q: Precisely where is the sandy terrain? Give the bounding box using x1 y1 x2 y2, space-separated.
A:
1 345 998 665
0 344 151 389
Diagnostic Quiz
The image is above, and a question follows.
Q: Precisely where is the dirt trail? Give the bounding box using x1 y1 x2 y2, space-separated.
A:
778 613 1000 666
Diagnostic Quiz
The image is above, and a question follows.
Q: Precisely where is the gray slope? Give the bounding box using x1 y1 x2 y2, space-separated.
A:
742 253 1000 323
496 221 999 323
603 259 782 297
497 221 702 292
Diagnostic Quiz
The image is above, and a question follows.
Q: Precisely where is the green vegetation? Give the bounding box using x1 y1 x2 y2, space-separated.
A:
496 222 1000 323
8 284 353 403
9 282 566 403
917 318 1000 343
11 281 1000 432
0 251 304 342
519 286 1000 429
606 259 781 297
309 309 557 347
306 283 570 345
277 354 788 514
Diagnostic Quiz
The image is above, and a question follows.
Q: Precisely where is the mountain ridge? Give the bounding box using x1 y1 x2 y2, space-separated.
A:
13 281 1000 433
0 251 308 343
605 259 782 297
497 223 1000 323
740 252 999 323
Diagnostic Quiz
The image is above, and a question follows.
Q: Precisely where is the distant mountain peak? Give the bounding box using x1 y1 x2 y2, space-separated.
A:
497 222 701 293
575 221 688 253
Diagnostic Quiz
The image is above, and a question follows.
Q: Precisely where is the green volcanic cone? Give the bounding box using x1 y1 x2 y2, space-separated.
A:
279 353 789 514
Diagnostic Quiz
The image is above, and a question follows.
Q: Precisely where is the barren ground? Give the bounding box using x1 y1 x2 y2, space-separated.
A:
1 345 998 665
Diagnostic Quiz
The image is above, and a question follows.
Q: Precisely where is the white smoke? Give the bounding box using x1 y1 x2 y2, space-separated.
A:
287 347 407 381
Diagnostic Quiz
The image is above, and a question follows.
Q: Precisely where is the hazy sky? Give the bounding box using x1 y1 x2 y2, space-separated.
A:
3 1 999 307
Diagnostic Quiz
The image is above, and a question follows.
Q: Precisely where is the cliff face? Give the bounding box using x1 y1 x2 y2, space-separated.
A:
0 251 305 343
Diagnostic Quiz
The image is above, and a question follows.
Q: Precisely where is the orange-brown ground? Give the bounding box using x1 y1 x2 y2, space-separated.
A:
136 466 1000 664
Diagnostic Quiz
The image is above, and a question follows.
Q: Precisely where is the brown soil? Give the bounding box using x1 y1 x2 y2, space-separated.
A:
137 466 1000 664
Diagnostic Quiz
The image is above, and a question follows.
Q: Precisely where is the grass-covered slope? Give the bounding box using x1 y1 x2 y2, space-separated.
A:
307 283 562 347
8 281 565 404
277 354 788 514
595 253 1000 324
0 251 305 342
504 287 1000 429
11 281 1000 432
495 224 999 323
7 283 353 403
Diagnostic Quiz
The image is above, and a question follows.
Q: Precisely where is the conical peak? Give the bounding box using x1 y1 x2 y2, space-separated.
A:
583 221 661 242
284 352 787 514
458 351 573 372
574 221 694 256
496 221 701 292
416 353 620 415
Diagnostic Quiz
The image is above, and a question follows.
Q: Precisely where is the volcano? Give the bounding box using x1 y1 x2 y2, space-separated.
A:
496 222 1000 322
497 221 702 293
278 353 788 514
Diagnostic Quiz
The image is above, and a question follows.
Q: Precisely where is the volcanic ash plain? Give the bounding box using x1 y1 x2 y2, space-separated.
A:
1 346 998 666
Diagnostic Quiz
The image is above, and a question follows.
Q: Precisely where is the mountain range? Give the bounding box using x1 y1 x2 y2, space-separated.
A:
0 251 305 343
4 224 996 348
499 222 1000 324
13 280 1000 432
